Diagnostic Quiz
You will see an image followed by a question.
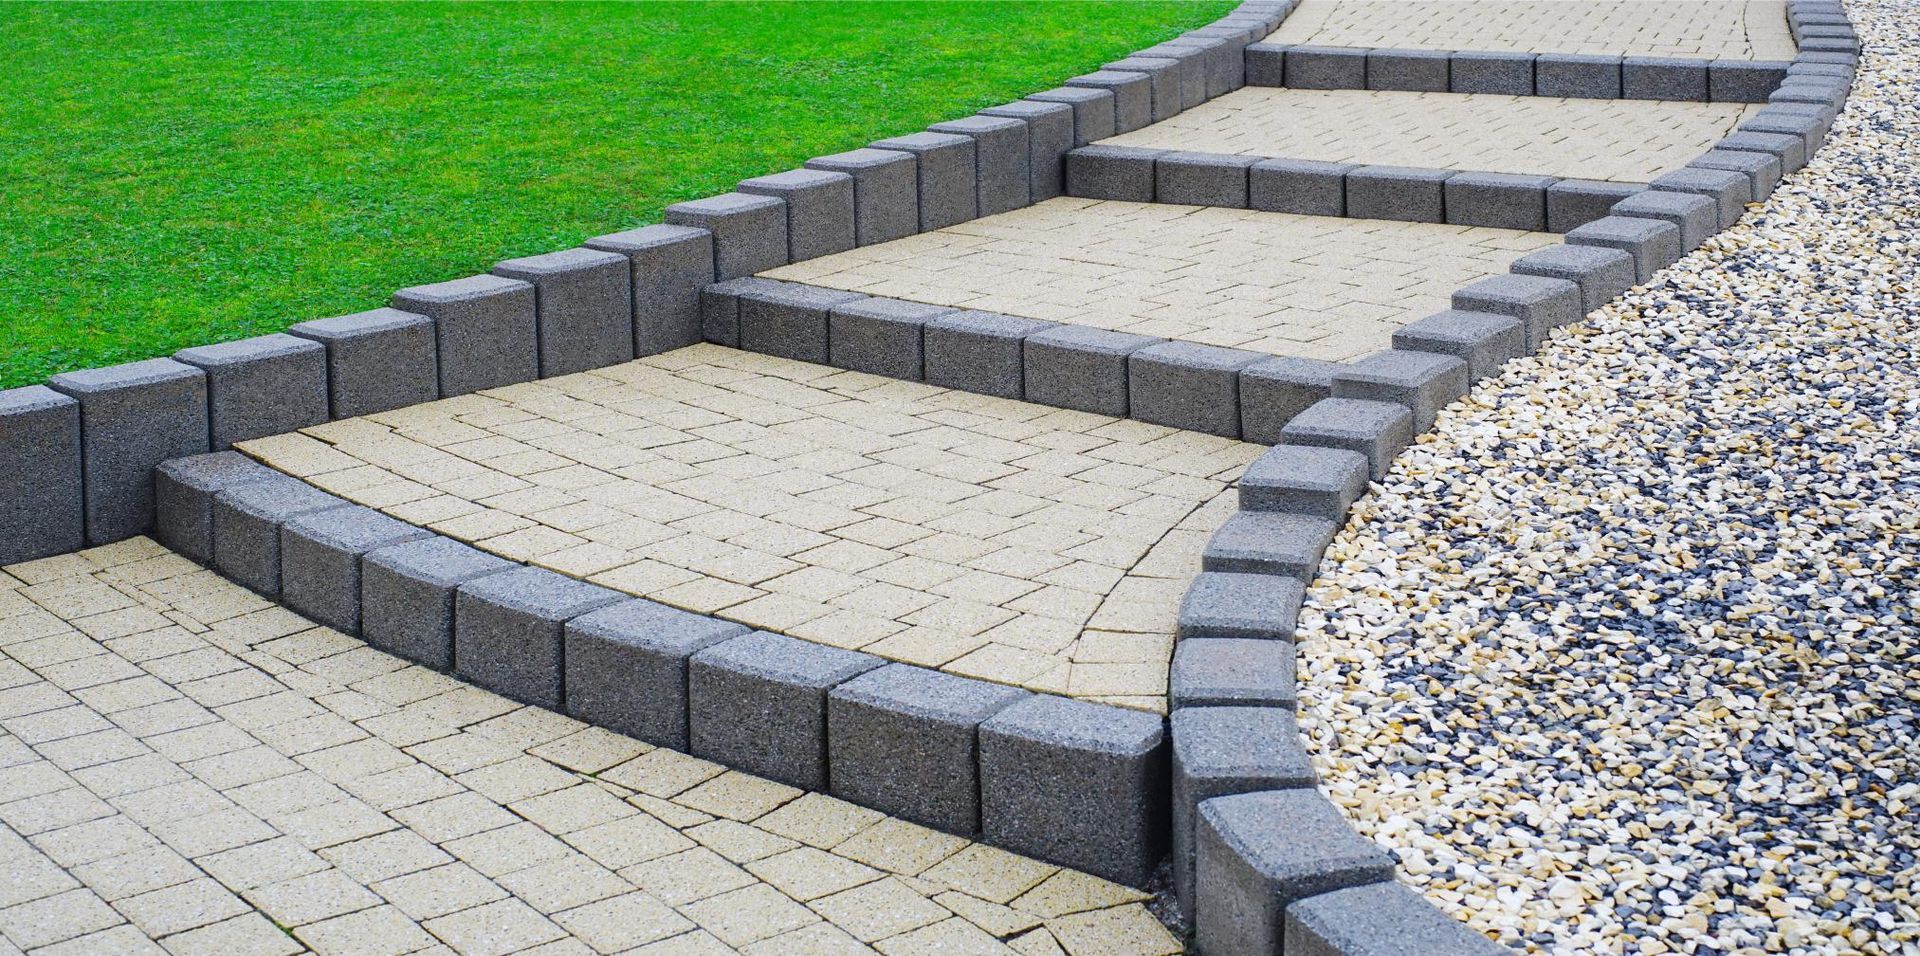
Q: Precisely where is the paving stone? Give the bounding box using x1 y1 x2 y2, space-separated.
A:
1452 273 1585 351
1104 57 1184 121
1718 129 1808 174
391 274 539 398
1240 356 1339 445
289 308 439 419
1128 341 1263 438
153 451 277 563
828 296 950 382
689 632 882 792
1153 151 1257 208
1170 707 1315 923
1648 167 1753 230
1691 148 1784 201
736 283 867 365
1247 158 1353 216
492 247 635 378
362 536 515 670
1285 881 1513 956
664 193 790 281
981 100 1074 202
1062 71 1153 134
1196 788 1396 956
1345 165 1451 223
1278 398 1414 480
1021 326 1161 417
802 149 919 249
1202 511 1339 581
1450 51 1535 95
0 386 83 565
1546 179 1647 233
1564 215 1684 283
923 311 1054 400
582 224 716 356
1623 55 1709 101
1710 58 1793 102
48 358 209 545
699 277 787 349
979 694 1167 887
174 334 329 450
1170 638 1297 710
1064 145 1164 202
870 132 979 232
1391 310 1527 383
929 115 1031 218
454 566 622 709
1510 244 1639 315
738 168 858 263
280 506 432 636
1026 87 1117 147
564 599 748 751
1444 171 1555 231
1609 189 1721 252
1365 48 1449 92
1331 350 1469 433
1244 41 1288 87
1536 53 1623 98
1176 571 1306 643
212 474 349 598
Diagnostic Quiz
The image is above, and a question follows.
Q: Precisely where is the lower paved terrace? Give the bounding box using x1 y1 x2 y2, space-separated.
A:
1099 88 1765 183
766 198 1558 362
243 346 1263 713
0 538 1180 955
1268 0 1796 59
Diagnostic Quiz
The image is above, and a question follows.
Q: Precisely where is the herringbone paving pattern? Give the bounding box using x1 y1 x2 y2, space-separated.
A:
1270 0 1796 58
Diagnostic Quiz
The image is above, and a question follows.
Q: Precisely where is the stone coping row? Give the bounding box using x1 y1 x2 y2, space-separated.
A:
1166 3 1857 953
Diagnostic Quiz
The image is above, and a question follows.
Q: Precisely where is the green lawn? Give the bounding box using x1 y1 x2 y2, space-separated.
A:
0 1 1232 388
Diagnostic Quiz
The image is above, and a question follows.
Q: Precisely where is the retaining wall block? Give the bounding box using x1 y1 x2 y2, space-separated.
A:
1444 171 1555 231
1564 216 1683 283
929 115 1032 217
1285 881 1515 956
1710 59 1793 102
1237 444 1370 521
1128 341 1264 437
1250 159 1354 216
1171 708 1316 924
1280 398 1415 480
211 474 348 598
1451 51 1535 95
801 149 919 248
1332 350 1470 434
362 536 515 670
1797 36 1861 55
1510 244 1639 316
1062 71 1153 134
1022 325 1163 417
582 224 716 356
1740 112 1826 157
1345 165 1452 223
1133 43 1207 109
492 247 635 378
1064 145 1164 202
1452 273 1584 351
1718 130 1808 174
699 277 787 348
0 387 83 566
870 132 980 231
1610 190 1720 252
1203 510 1338 580
689 631 884 791
280 505 432 636
454 565 622 709
1285 46 1367 89
738 168 858 262
979 694 1168 888
1155 151 1259 209
563 598 747 751
737 283 867 365
391 274 539 398
1764 101 1837 145
1171 638 1297 710
1163 34 1236 97
1691 148 1782 201
1623 56 1709 101
1392 310 1527 383
1366 48 1449 92
828 296 951 382
1648 167 1753 231
288 309 439 419
924 311 1055 400
1239 356 1340 445
1196 788 1398 956
1185 26 1253 90
174 334 328 450
1536 53 1623 98
1244 42 1289 87
48 359 209 545
663 192 790 281
152 452 278 564
981 100 1074 202
1176 571 1306 642
1104 57 1184 121
1546 179 1646 234
1026 87 1117 147
828 664 1028 836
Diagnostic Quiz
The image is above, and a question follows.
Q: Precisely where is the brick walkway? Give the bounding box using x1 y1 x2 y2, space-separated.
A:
1269 0 1796 58
0 538 1178 955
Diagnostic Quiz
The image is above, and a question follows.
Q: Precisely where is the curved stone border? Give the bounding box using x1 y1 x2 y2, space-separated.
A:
1244 43 1798 101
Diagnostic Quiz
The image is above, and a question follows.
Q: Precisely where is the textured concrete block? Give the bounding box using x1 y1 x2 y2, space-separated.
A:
492 247 634 378
1546 179 1646 233
280 505 431 635
1238 445 1370 521
924 311 1054 400
1279 398 1414 480
738 168 857 262
1162 34 1236 97
152 452 277 564
1763 100 1838 145
1648 167 1753 230
1610 190 1720 252
664 192 790 281
1392 310 1526 382
1284 46 1367 89
564 599 747 751
1536 53 1622 98
1511 244 1638 316
829 664 1027 836
1623 56 1709 101
1719 130 1807 173
289 309 439 419
362 537 514 670
1346 166 1451 223
1135 42 1210 109
829 297 950 381
1286 881 1514 956
1186 26 1254 90
455 567 622 709
982 100 1074 201
1565 216 1683 283
1203 510 1338 580
1240 356 1339 445
1104 57 1183 121
699 277 786 348
980 694 1168 887
1710 59 1793 102
1026 87 1117 147
1171 639 1297 710
1063 71 1153 133
1452 274 1584 350
1451 51 1534 95
391 274 538 398
1155 151 1258 208
1171 708 1316 923
803 149 919 248
1771 79 1850 110
1244 42 1288 87
1332 350 1469 433
1250 159 1354 216
211 475 347 598
0 387 83 566
1023 326 1162 416
1366 48 1449 92
1177 570 1306 641
1797 36 1860 55
1196 788 1397 956
1128 341 1263 437
174 334 328 450
1065 145 1164 202
1690 148 1782 201
689 632 883 791
929 115 1030 216
737 283 866 365
1444 171 1554 231
48 359 209 545
583 224 715 356
870 132 979 231
1739 112 1826 156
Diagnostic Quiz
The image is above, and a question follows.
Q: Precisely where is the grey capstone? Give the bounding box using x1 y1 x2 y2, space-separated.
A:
1392 310 1527 383
663 192 790 281
582 224 716 356
698 276 786 348
1171 638 1297 710
1796 36 1861 55
1536 53 1623 98
802 149 919 248
361 536 515 670
279 505 432 636
1065 145 1164 202
1062 71 1153 134
492 247 635 378
1160 35 1235 97
454 566 622 709
1195 788 1397 956
1365 48 1449 92
1718 130 1808 174
211 474 348 598
391 274 539 398
738 168 858 262
1284 46 1367 89
1444 171 1555 231
870 132 979 231
1622 56 1709 101
48 359 209 545
1510 244 1639 314
688 631 883 791
152 452 278 564
1346 166 1452 223
174 334 328 450
1285 881 1514 956
1250 159 1355 217
1564 216 1683 283
1609 189 1720 252
1238 444 1370 521
1184 26 1254 90
1332 350 1469 434
928 116 1031 217
1138 41 1211 107
1202 510 1338 581
563 599 748 751
1770 80 1850 110
981 101 1074 201
288 308 439 419
1128 341 1263 438
924 311 1054 400
1546 179 1646 234
0 387 83 566
1176 571 1306 642
1171 708 1317 924
1103 57 1183 121
1022 325 1162 416
1278 398 1415 480
1710 59 1793 102
1452 273 1585 351
1450 51 1535 95
1239 356 1339 445
1155 151 1259 208
1026 87 1117 148
1648 167 1753 231
1244 42 1288 87
1691 149 1784 202
1739 113 1826 156
737 283 867 365
829 296 950 381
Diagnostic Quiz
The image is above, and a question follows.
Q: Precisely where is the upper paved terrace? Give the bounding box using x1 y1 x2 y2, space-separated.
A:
1268 0 1796 59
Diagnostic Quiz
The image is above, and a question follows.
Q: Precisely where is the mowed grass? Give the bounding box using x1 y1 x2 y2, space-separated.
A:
0 1 1232 388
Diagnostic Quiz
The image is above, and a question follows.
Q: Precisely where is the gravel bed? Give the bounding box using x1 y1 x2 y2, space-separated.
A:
1295 3 1919 953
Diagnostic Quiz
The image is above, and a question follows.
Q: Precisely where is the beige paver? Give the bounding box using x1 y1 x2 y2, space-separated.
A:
1269 0 1795 59
1101 87 1764 183
243 345 1265 711
767 199 1559 362
0 539 1179 954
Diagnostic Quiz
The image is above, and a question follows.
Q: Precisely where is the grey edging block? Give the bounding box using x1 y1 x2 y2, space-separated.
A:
1710 59 1793 102
1138 42 1210 109
1367 48 1449 92
982 100 1074 202
1451 51 1534 95
174 334 328 451
1509 244 1639 315
1546 179 1645 234
689 631 883 792
0 387 83 566
1452 274 1584 351
1176 570 1306 642
1346 166 1451 223
1023 326 1162 417
1719 130 1807 174
1238 444 1369 522
563 598 747 752
1444 172 1554 232
1129 341 1263 438
454 566 622 710
1195 788 1397 956
802 149 919 249
362 536 516 671
1740 112 1826 157
1536 53 1622 99
871 132 979 232
1279 398 1414 481
699 277 786 349
391 274 539 399
280 505 432 636
979 693 1169 888
1240 356 1340 445
582 224 716 357
1026 87 1117 148
1172 638 1297 711
924 311 1055 401
1065 146 1164 202
1691 148 1783 201
828 296 951 382
929 115 1032 217
1062 71 1153 134
828 664 1028 837
738 168 858 263
492 247 636 379
289 308 440 420
1251 159 1354 216
1623 56 1709 101
1202 510 1338 581
1648 168 1752 231
737 283 866 365
664 192 790 281
1565 216 1683 284
1171 708 1316 925
1392 310 1526 383
211 474 348 599
1244 42 1287 87
49 359 209 546
1609 190 1719 253
1286 882 1514 956
152 452 278 565
1105 56 1184 121
1155 151 1259 209
1285 46 1367 89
